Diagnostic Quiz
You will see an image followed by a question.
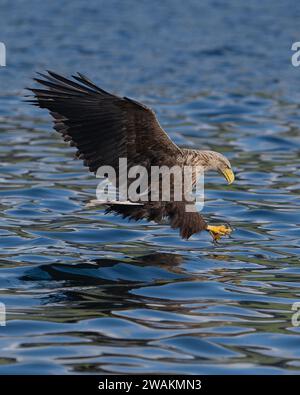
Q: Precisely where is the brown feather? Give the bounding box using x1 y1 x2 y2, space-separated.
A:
27 72 207 239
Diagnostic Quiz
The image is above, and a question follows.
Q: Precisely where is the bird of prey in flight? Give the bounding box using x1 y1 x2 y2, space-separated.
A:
28 71 235 241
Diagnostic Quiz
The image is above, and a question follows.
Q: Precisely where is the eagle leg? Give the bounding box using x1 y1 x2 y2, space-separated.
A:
206 224 232 242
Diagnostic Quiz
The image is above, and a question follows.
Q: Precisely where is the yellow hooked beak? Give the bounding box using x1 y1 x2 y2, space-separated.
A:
222 168 235 184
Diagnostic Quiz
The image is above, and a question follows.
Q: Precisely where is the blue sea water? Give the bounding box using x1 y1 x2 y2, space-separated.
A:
1 0 300 374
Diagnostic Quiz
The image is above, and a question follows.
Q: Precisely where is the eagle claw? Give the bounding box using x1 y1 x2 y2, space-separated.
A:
206 224 232 242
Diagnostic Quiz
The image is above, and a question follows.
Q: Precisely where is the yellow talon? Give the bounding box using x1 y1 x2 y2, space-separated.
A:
206 224 232 241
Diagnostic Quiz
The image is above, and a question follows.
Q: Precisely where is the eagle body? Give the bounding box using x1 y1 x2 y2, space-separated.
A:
28 72 234 240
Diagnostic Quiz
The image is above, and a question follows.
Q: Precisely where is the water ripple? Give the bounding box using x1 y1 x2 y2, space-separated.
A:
1 0 300 374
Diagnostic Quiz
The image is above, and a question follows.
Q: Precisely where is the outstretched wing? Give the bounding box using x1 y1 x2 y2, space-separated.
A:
27 71 206 239
27 71 182 173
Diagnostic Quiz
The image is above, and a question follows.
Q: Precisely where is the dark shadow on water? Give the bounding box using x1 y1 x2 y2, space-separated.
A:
20 252 187 319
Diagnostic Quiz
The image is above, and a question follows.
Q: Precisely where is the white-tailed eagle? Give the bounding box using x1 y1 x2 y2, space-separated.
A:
28 71 235 241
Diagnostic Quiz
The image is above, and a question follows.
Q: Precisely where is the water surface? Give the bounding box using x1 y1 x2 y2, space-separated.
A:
0 0 300 374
